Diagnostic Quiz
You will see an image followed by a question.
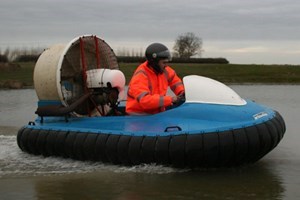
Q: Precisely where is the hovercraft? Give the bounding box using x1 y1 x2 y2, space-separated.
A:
17 36 285 168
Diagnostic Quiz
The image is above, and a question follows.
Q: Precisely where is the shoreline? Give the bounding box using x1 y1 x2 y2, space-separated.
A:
1 62 300 89
0 82 299 90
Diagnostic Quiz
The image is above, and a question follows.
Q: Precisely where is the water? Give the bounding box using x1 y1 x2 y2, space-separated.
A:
0 86 299 200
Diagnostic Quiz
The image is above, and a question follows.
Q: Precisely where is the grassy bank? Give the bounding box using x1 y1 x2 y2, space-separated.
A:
121 62 300 84
1 62 300 89
0 62 34 88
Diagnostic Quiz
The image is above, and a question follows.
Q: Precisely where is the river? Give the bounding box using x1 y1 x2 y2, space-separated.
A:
0 85 299 200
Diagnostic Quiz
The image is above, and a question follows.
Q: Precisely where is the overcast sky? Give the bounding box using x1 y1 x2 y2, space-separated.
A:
1 0 300 64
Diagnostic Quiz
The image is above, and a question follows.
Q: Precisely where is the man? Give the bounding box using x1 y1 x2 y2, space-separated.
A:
126 43 185 115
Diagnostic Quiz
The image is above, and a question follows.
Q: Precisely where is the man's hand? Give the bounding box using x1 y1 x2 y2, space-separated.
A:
172 96 178 104
172 93 185 104
177 92 185 100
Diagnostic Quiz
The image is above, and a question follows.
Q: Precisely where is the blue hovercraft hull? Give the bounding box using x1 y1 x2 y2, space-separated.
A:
17 100 285 168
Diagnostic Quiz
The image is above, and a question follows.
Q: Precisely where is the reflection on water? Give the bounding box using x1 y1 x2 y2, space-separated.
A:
0 86 300 199
32 163 284 200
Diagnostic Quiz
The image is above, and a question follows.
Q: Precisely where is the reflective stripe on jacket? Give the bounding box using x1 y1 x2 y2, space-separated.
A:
126 61 184 115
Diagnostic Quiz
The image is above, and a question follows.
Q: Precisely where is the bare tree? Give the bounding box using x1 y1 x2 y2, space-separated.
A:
173 32 202 58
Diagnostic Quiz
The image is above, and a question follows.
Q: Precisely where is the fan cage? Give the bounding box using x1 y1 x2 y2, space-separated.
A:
58 35 119 114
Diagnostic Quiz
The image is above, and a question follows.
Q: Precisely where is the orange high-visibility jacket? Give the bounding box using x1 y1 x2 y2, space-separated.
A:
126 61 184 115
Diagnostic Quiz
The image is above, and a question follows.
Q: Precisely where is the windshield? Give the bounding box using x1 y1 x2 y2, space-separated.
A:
183 75 246 106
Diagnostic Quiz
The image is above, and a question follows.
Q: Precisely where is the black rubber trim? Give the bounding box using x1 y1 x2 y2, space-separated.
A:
117 135 132 165
128 136 143 165
36 130 49 156
105 135 121 164
83 133 99 161
94 134 109 162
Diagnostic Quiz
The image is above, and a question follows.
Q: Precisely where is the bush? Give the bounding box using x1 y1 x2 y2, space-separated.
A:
14 54 40 62
117 56 229 64
171 57 229 64
0 62 21 71
0 54 8 62
117 56 146 63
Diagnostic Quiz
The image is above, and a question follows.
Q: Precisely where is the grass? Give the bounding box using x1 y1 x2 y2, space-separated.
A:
1 62 300 89
0 62 34 86
120 62 300 84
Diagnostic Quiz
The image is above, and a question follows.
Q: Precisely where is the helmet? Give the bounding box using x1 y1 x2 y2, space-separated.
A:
145 43 171 74
145 43 171 62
